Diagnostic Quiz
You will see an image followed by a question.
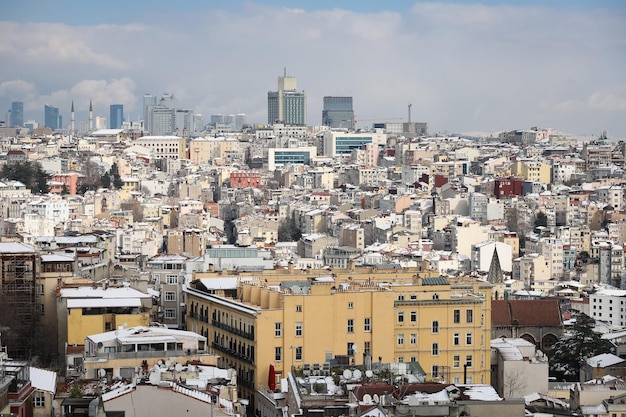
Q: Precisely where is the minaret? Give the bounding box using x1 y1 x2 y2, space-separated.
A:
70 101 75 136
89 99 93 131
487 246 504 284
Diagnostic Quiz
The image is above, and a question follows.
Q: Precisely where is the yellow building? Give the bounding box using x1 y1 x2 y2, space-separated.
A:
510 159 552 184
58 285 153 375
185 265 492 408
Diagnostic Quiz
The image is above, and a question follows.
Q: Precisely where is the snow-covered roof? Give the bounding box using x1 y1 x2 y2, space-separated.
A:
0 242 36 253
458 384 502 401
586 353 625 368
60 286 151 299
67 298 142 309
87 326 206 345
29 367 56 393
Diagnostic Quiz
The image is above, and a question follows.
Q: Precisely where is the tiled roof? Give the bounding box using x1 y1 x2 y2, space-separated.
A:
492 299 562 327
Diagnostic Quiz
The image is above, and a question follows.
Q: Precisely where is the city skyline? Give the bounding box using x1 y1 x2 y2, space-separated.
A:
1 1 625 137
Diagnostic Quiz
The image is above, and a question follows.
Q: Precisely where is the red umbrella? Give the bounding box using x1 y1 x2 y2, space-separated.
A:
269 364 276 391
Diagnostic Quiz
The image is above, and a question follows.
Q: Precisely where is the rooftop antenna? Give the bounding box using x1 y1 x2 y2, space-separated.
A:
408 103 412 123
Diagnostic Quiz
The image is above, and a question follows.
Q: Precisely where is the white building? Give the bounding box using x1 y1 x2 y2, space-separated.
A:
322 130 386 158
471 241 513 273
490 338 549 398
133 135 186 159
590 288 626 327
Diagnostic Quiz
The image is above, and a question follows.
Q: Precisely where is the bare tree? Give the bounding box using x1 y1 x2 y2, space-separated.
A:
503 368 529 398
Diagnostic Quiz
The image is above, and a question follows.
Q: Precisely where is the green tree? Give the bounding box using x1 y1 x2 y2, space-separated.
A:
100 173 111 189
277 219 292 242
69 383 83 398
549 313 611 381
534 211 548 228
289 212 302 241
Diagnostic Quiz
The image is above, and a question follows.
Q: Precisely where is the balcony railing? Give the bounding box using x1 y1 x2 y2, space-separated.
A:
84 349 207 361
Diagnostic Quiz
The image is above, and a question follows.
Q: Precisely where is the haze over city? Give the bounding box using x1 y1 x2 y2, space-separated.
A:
1 0 625 136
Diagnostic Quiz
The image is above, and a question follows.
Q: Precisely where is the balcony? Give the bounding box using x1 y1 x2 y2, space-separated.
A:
84 349 206 362
211 342 254 365
212 320 254 341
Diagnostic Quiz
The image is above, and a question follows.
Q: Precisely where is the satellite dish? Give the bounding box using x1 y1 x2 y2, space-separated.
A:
165 360 172 368
373 394 380 403
363 394 373 403
365 370 374 378
353 369 362 380
97 342 103 349
175 363 183 372
98 369 106 378
157 360 163 366
343 369 353 379
52 400 59 410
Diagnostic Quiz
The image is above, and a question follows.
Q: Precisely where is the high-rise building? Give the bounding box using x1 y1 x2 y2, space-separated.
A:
267 72 306 126
235 113 247 130
151 106 176 136
10 101 23 127
210 114 224 125
322 96 353 129
44 105 62 130
143 94 158 133
110 104 124 129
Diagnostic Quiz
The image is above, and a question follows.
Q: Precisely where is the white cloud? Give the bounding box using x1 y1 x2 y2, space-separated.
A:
0 2 624 136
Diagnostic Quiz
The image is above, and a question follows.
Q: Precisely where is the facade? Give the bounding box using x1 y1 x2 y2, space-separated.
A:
133 135 186 159
490 337 548 398
109 104 124 129
267 74 306 126
145 254 187 328
150 106 176 136
230 172 262 189
10 101 23 127
322 96 354 128
267 147 317 171
322 131 387 158
44 105 62 130
185 266 493 409
143 93 158 132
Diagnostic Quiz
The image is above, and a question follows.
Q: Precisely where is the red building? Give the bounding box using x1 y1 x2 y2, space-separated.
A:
50 172 80 195
494 177 523 198
230 172 261 188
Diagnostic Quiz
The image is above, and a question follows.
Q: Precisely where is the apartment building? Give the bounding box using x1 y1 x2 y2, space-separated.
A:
185 266 492 409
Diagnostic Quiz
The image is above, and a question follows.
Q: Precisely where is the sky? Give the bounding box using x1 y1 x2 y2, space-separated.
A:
1 0 625 137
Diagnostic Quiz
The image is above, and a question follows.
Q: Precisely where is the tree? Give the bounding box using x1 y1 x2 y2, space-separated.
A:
503 368 529 398
100 173 111 189
277 220 292 242
534 211 548 228
79 155 102 192
549 313 611 381
289 212 302 241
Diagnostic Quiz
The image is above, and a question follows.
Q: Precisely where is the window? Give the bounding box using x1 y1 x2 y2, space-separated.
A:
453 333 460 345
410 356 416 362
432 321 439 333
466 355 473 367
410 333 417 345
40 304 45 315
432 293 439 300
453 355 460 368
347 319 354 333
466 309 473 323
364 318 371 332
37 284 44 295
397 334 404 345
432 343 439 355
453 309 460 323
275 347 282 361
275 322 282 337
466 333 473 345
410 311 417 322
296 305 302 312
165 291 176 302
34 394 45 407
398 356 404 363
398 294 405 301
432 365 439 377
295 322 302 337
296 346 302 361
165 309 176 319
398 311 404 323
364 341 371 355
167 275 178 284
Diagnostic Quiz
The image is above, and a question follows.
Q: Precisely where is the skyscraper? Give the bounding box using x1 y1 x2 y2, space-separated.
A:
151 107 175 136
322 96 354 128
110 104 124 129
267 72 306 126
10 101 23 127
44 105 62 130
143 94 158 133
